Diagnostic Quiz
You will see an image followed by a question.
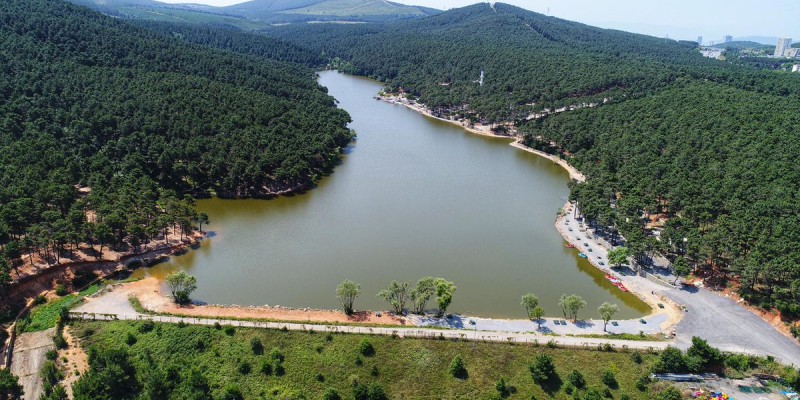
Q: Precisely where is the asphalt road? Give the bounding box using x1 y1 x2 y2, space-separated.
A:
562 207 800 366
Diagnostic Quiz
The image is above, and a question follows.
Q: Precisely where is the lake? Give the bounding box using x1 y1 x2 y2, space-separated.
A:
132 70 649 319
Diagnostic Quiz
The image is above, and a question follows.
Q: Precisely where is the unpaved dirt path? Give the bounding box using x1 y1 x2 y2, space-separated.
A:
11 328 55 400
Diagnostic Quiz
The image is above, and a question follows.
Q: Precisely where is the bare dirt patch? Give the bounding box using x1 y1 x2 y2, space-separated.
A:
123 278 408 326
10 328 55 400
59 326 87 399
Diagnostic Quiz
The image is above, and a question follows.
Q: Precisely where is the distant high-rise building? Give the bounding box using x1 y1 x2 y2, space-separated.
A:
697 36 703 45
724 35 733 43
775 37 793 57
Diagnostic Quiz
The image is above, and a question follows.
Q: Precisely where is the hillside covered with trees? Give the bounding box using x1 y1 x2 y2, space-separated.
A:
0 0 352 312
268 3 800 319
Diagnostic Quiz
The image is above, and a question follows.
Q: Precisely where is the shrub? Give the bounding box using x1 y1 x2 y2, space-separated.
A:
687 336 723 370
323 388 341 400
55 285 68 296
530 354 558 385
270 348 285 362
250 338 263 355
325 332 333 342
34 295 47 305
449 355 467 379
564 382 575 395
654 347 687 373
636 375 651 391
220 385 244 400
630 352 643 364
125 333 137 346
315 344 324 354
259 360 272 375
370 366 379 377
238 361 251 375
355 356 363 366
53 334 67 349
45 349 57 361
496 378 508 397
567 370 585 389
223 326 235 336
213 322 222 330
358 339 375 357
273 360 285 376
316 372 325 382
138 321 155 333
601 370 618 389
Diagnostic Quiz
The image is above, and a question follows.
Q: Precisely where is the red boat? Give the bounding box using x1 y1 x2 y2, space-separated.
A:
565 243 575 248
613 282 629 292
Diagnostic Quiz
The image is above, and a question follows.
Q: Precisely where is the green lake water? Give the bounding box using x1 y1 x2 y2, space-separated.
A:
132 71 650 319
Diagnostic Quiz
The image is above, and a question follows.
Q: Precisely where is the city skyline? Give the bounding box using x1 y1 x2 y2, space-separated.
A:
155 0 800 42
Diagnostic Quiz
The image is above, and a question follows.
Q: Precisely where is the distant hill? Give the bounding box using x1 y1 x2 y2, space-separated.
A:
732 36 780 45
710 41 772 50
67 0 440 27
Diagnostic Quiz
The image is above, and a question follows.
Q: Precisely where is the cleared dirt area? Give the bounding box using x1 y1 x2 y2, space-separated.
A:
11 328 55 400
59 326 88 399
77 278 410 326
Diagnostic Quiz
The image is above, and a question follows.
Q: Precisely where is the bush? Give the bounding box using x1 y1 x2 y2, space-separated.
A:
238 361 251 375
34 295 47 305
630 352 643 364
223 326 235 336
45 349 58 361
220 385 244 400
273 360 285 376
601 370 618 389
654 347 687 373
584 388 604 400
53 334 67 349
370 366 379 377
259 360 272 375
138 321 155 333
316 372 325 382
325 332 333 342
355 356 363 366
213 322 222 330
530 354 558 385
496 378 508 397
567 370 585 389
449 355 467 379
125 333 137 346
687 336 723 370
636 375 651 391
55 285 68 296
270 348 284 362
358 339 375 357
250 337 263 355
322 388 341 400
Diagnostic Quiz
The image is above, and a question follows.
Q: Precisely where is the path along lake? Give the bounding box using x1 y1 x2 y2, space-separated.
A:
133 71 650 319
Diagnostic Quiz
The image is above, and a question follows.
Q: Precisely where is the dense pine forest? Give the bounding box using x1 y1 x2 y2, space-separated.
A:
0 0 352 310
268 3 800 319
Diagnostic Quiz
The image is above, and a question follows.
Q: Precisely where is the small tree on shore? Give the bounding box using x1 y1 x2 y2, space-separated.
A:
531 306 545 330
376 280 408 314
165 271 197 305
434 278 456 317
336 280 361 316
607 247 628 268
559 294 586 322
520 293 539 320
409 277 436 314
598 302 619 331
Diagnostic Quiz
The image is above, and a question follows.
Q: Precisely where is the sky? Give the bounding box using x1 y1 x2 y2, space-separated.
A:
156 0 800 44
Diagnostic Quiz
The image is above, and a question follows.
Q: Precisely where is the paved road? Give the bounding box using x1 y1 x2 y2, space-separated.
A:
562 206 800 367
69 310 670 353
11 328 55 400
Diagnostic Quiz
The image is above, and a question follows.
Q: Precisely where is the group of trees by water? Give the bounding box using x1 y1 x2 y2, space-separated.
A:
340 277 457 318
0 0 353 309
267 3 800 320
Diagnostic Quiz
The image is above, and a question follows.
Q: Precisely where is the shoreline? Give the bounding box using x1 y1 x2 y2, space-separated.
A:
379 94 586 182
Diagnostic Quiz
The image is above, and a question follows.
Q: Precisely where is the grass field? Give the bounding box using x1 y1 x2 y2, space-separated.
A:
20 284 102 333
72 320 659 399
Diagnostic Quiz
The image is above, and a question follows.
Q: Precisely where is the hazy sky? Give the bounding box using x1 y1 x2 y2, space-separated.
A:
157 0 800 43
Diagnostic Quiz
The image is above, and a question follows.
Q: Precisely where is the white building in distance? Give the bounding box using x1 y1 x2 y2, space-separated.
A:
775 37 792 57
792 64 800 73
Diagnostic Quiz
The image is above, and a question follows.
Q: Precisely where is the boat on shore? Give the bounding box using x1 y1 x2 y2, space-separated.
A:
565 243 575 248
578 253 587 258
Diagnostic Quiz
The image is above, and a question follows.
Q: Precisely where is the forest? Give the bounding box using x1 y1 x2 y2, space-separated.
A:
267 3 800 319
0 0 352 314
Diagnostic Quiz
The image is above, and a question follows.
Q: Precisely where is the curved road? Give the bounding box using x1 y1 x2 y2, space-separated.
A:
561 208 800 367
